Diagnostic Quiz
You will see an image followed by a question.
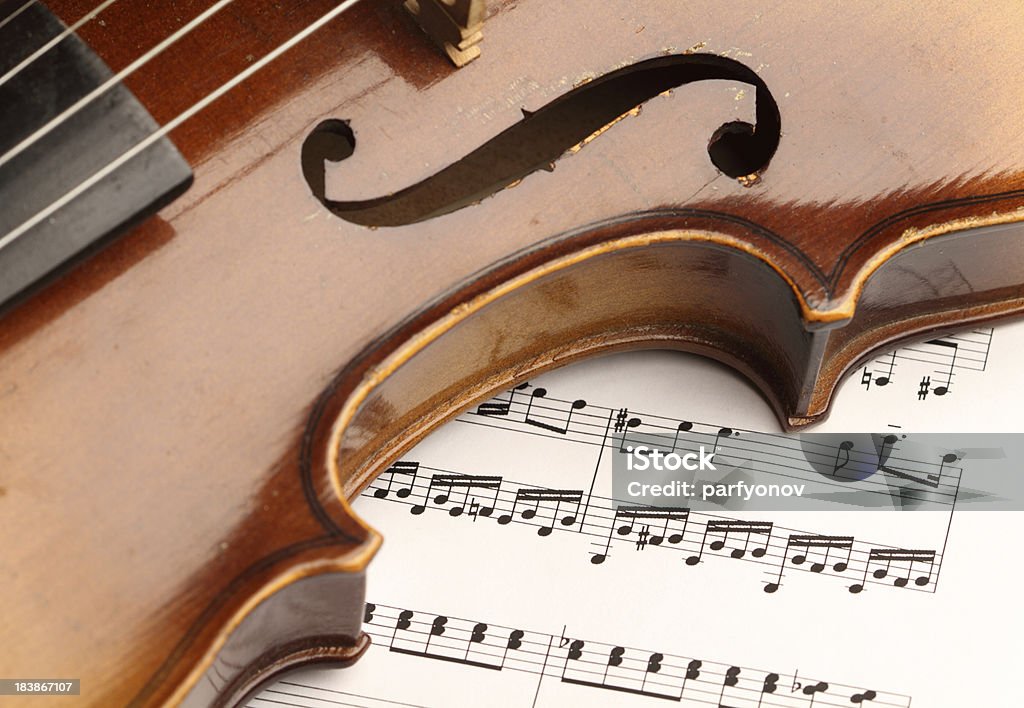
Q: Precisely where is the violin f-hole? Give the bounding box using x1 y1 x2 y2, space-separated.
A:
301 53 781 228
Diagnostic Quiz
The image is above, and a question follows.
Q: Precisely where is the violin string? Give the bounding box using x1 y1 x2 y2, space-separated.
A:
0 0 236 171
0 0 36 32
0 0 364 253
0 0 121 88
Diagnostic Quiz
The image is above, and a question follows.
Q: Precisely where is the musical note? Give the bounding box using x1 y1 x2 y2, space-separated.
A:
348 598 909 708
681 658 704 699
364 602 376 623
877 433 900 467
363 602 908 702
453 388 963 510
475 382 529 417
636 651 664 694
935 452 959 487
646 652 663 675
497 488 583 536
559 636 685 700
411 473 502 516
477 401 512 416
324 325 1006 708
879 448 948 489
462 622 488 661
506 629 524 650
877 449 957 494
802 680 830 707
566 639 584 660
368 467 944 595
523 387 587 434
859 328 992 400
850 549 936 593
592 506 691 564
389 608 413 651
373 460 420 499
389 609 504 670
670 421 695 452
498 628 525 670
927 338 958 395
874 432 953 489
647 508 690 546
862 351 896 389
712 427 735 455
875 351 896 385
718 666 742 708
590 510 630 565
766 535 853 593
614 409 643 451
358 586 913 704
757 672 779 707
690 519 773 564
794 535 853 573
832 440 854 476
385 610 421 663
605 646 625 671
427 615 447 641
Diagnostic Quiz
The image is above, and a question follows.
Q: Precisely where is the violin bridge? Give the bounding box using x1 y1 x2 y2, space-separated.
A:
404 0 486 67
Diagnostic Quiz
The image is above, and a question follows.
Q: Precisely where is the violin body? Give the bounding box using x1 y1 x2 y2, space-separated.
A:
2 0 1023 705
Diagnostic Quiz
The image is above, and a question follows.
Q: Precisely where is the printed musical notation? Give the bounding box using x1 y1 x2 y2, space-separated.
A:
253 324 1024 708
459 384 964 505
364 465 943 595
362 601 911 708
859 328 993 401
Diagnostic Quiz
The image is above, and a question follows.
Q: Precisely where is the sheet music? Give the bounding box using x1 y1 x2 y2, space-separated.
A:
251 321 1024 708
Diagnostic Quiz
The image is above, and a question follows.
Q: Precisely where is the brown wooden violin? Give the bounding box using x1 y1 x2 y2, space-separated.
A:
1 0 1023 704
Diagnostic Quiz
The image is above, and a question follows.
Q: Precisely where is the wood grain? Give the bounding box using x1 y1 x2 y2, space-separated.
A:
2 0 1023 704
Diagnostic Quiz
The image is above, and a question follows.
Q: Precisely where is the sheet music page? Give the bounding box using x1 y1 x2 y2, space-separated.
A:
251 321 1024 708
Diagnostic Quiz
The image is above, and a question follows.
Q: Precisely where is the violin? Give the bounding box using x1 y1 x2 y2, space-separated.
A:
1 0 1022 705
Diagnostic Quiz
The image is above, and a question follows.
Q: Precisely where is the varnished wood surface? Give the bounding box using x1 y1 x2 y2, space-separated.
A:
2 0 1024 704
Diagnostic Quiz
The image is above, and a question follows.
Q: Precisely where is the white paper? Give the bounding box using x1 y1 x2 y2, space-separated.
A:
250 320 1024 708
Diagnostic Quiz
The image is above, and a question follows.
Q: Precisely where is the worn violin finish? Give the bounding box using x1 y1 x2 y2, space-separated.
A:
2 0 1024 705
